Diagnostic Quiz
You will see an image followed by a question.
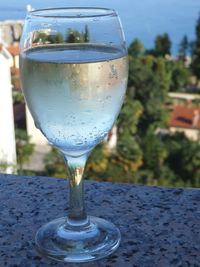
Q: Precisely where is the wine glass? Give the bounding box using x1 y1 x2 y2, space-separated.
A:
20 7 128 263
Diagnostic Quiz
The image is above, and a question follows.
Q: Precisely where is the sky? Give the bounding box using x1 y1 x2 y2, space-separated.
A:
1 0 200 53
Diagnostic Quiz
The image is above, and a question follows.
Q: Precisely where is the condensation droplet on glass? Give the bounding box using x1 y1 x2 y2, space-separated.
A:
76 142 83 146
85 110 92 113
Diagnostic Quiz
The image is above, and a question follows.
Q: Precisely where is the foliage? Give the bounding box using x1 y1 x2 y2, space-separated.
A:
15 128 34 174
179 35 189 59
128 39 145 57
32 26 90 45
33 32 64 44
116 98 143 171
83 25 90 43
44 147 66 178
86 98 143 183
128 54 170 133
86 144 109 181
0 160 17 174
41 23 200 188
142 130 168 173
154 33 171 57
13 91 24 104
191 14 200 82
48 34 64 44
163 133 200 187
66 26 90 43
167 60 190 92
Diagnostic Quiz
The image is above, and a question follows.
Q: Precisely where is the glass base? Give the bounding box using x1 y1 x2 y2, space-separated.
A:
35 216 121 263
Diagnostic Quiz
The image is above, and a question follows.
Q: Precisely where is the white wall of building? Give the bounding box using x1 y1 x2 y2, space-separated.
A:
0 54 16 173
169 127 200 141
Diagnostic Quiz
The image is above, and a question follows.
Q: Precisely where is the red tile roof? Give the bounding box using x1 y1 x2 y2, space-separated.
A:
168 106 200 129
7 45 19 56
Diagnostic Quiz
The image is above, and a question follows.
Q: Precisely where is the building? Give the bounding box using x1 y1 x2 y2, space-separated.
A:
0 20 23 45
168 92 200 105
168 105 200 140
7 44 20 68
0 45 17 173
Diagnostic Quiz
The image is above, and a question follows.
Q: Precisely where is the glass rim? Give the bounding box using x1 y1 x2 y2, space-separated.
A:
28 7 117 19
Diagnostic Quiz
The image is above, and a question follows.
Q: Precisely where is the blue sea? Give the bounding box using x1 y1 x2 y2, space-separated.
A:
1 0 200 54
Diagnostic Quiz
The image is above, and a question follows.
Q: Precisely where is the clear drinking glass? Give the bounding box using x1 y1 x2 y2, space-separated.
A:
20 7 128 263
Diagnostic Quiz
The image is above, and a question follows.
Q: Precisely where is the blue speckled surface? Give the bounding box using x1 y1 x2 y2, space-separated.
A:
0 174 200 267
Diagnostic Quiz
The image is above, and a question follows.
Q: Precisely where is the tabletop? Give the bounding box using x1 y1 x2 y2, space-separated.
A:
0 173 200 267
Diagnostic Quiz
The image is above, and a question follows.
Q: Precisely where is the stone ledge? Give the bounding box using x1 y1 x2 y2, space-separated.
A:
0 173 200 267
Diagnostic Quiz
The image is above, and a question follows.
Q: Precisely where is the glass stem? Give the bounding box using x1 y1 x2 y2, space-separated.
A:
64 153 89 226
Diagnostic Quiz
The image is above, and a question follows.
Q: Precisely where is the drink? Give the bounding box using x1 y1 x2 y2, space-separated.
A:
20 8 128 262
20 44 128 156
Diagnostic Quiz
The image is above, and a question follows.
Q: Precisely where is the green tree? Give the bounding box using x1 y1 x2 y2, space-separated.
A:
154 33 171 57
86 98 143 183
15 129 34 174
44 147 66 178
164 133 200 187
179 35 189 59
116 98 143 174
128 55 170 133
128 39 145 57
191 14 200 83
167 60 190 92
48 33 64 44
66 26 90 43
181 142 200 187
86 143 109 181
33 32 48 43
33 32 64 44
142 130 168 179
83 25 90 42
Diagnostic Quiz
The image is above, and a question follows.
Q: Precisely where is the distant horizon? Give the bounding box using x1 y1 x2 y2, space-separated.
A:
0 0 200 54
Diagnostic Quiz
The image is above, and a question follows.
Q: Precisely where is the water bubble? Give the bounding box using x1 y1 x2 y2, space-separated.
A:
42 23 51 27
85 109 92 113
76 142 83 146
